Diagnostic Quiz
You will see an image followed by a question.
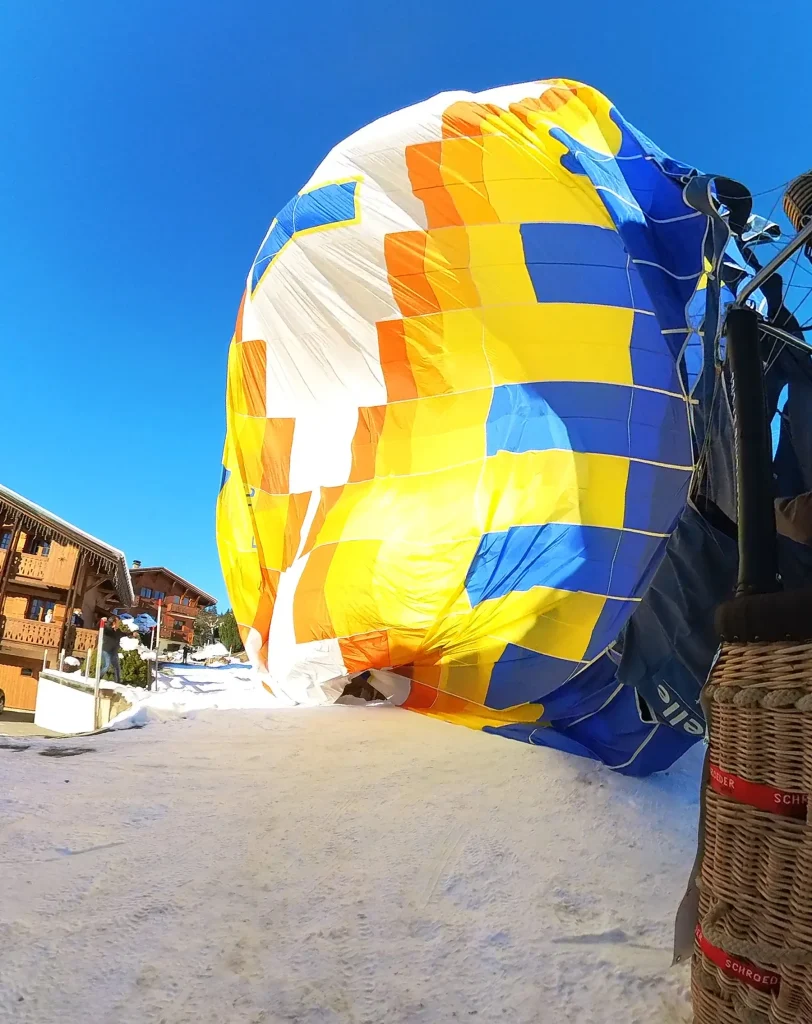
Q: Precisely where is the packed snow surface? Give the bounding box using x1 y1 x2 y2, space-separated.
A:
1 665 700 1023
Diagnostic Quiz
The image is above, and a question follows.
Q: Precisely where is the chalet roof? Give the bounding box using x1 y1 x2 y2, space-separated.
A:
130 567 217 608
0 483 135 605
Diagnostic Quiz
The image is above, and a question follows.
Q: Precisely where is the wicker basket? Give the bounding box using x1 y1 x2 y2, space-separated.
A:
692 639 812 1023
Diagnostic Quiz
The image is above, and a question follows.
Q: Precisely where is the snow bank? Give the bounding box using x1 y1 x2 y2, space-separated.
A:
105 663 287 729
189 641 230 661
0 703 701 1023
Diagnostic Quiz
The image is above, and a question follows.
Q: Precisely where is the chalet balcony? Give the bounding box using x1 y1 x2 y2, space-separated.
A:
0 549 75 586
0 550 49 581
0 618 98 654
1 617 62 648
165 603 197 618
16 553 49 581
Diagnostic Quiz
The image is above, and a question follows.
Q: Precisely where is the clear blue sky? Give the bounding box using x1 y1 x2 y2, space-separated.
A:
2 0 810 607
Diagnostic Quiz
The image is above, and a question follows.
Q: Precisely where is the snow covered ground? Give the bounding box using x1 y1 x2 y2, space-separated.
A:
0 666 701 1024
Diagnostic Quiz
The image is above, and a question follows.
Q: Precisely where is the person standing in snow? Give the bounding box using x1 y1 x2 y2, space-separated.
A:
100 615 126 685
182 645 189 664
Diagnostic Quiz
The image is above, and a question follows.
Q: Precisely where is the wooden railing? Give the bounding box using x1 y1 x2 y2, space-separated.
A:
1 617 62 648
165 601 197 618
16 553 49 581
72 627 97 654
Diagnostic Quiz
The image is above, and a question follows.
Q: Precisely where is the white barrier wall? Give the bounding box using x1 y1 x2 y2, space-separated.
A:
34 674 96 734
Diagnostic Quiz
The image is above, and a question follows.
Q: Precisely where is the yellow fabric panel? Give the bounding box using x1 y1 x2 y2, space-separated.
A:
478 450 630 533
484 303 634 386
458 586 607 663
249 491 295 573
437 137 487 188
486 176 613 227
465 222 538 307
470 261 538 308
225 339 244 418
480 132 559 182
424 225 470 271
324 538 482 638
424 267 481 312
231 414 266 490
322 540 382 639
416 687 546 730
216 473 262 631
538 80 622 156
376 390 491 476
314 463 483 547
403 310 491 397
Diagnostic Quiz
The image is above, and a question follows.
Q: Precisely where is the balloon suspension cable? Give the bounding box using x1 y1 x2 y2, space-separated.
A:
725 172 812 598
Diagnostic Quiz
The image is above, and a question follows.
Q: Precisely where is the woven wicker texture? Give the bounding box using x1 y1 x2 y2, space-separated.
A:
692 641 812 1023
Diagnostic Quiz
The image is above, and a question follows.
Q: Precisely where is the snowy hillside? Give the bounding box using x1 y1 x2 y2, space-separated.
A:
0 668 700 1023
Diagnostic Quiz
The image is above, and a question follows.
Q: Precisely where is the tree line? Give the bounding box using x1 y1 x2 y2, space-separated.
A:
193 607 244 652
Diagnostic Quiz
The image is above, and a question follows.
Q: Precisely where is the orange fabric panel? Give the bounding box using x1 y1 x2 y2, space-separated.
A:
402 679 439 710
293 543 337 643
384 232 439 318
260 418 295 495
238 339 267 418
283 491 311 570
537 84 579 112
349 406 386 483
405 142 463 229
441 101 493 139
338 630 391 673
253 574 279 663
377 320 418 402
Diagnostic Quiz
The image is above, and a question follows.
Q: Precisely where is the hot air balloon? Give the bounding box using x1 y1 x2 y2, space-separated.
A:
217 79 744 774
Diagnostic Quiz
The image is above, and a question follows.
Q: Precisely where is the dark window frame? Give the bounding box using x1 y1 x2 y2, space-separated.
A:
26 597 56 622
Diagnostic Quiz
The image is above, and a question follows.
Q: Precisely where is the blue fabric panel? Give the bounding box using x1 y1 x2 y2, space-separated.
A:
252 181 358 291
550 115 705 334
465 523 665 605
583 598 639 661
484 644 580 710
520 222 628 268
538 655 619 719
524 263 635 309
623 461 691 534
484 654 699 775
630 313 683 393
293 180 358 232
485 382 692 466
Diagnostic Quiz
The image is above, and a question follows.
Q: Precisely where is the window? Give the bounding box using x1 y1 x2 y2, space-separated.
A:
24 535 51 556
173 619 184 630
182 597 190 606
22 667 33 677
169 595 181 606
140 587 152 599
26 598 55 622
153 590 165 601
0 530 12 550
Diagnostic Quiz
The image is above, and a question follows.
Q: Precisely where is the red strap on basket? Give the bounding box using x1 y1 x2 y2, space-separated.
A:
696 924 781 993
709 763 808 819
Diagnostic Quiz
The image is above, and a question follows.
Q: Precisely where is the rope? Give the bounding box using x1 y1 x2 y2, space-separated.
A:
710 682 812 711
702 900 812 966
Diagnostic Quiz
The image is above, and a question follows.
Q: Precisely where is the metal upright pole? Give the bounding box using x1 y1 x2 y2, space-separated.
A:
156 599 163 663
725 306 780 596
93 617 106 730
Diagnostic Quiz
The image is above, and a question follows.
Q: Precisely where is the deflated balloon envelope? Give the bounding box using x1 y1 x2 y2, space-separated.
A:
217 79 710 774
